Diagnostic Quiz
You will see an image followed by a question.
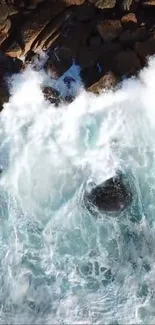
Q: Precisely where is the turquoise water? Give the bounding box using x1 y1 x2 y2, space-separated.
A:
0 58 155 324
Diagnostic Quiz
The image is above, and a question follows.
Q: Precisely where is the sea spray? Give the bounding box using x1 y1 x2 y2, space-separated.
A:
0 58 155 324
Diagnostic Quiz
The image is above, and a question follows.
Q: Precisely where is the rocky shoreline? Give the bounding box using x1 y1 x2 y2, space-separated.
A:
1 0 155 108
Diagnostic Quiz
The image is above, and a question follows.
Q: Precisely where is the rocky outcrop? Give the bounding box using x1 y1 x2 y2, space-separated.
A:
0 0 155 97
84 173 132 212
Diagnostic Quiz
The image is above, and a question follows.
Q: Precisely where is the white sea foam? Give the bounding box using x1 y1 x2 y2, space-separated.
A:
0 58 155 324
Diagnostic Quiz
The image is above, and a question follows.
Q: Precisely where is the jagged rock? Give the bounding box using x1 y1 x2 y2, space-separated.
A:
88 71 118 93
42 86 60 105
113 49 141 76
134 38 155 63
98 20 122 42
121 13 137 29
32 10 70 51
84 173 132 212
88 0 116 9
18 2 65 56
45 47 73 79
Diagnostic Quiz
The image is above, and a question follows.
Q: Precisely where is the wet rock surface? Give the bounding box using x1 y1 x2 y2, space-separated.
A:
84 173 132 212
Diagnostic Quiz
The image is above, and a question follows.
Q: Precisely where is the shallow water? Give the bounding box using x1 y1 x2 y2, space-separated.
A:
0 58 155 324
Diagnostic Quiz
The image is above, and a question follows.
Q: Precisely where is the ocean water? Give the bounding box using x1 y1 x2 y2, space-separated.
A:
0 57 155 324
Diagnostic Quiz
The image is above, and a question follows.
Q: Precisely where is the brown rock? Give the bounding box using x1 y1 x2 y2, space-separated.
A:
88 71 118 94
32 10 69 51
98 20 122 42
5 41 22 58
19 2 65 56
88 0 116 9
0 4 9 24
63 0 85 4
45 47 73 79
135 38 155 63
121 13 137 29
1 18 11 35
141 0 155 6
113 50 141 76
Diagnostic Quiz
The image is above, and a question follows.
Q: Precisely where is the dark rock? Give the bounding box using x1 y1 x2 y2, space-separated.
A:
0 84 9 111
64 75 76 88
42 86 60 106
45 47 73 79
80 65 104 88
77 45 98 68
0 53 23 74
84 172 132 212
96 42 123 74
88 35 102 47
134 38 155 64
88 0 116 9
88 71 118 93
73 2 95 21
113 49 141 76
119 28 150 46
98 19 122 42
55 21 91 57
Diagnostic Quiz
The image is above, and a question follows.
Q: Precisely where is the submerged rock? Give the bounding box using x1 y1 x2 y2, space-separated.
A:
42 86 60 106
84 172 132 212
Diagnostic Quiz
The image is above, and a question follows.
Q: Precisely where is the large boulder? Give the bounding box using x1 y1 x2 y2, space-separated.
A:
88 71 118 93
113 49 141 76
98 20 122 42
84 173 132 212
45 47 73 79
134 38 155 64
